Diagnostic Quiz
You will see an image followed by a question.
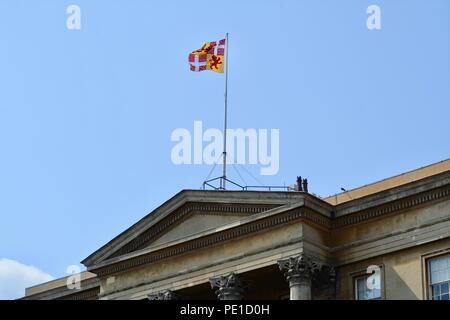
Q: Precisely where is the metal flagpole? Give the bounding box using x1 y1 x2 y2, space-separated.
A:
222 33 229 190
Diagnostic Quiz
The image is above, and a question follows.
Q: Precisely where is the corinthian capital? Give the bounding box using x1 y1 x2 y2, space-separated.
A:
278 253 317 281
147 290 178 300
209 272 244 300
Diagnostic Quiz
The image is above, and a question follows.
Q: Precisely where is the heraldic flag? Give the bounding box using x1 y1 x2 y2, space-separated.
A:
188 38 226 73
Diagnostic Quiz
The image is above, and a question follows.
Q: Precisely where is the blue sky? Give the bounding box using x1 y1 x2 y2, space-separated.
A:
0 0 449 298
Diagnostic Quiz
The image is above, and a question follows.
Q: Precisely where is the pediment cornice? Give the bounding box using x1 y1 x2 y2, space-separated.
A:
82 172 450 275
89 201 331 277
81 190 314 267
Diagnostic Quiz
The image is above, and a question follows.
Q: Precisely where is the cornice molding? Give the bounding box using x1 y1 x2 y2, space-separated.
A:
334 171 450 217
92 207 327 277
81 172 450 280
82 190 307 267
333 185 450 228
57 287 100 300
21 277 100 300
90 182 450 278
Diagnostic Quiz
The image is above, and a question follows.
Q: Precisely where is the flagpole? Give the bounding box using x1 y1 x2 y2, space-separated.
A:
222 33 229 190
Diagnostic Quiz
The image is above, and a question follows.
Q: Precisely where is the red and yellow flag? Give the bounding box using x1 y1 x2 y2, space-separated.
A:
188 39 226 73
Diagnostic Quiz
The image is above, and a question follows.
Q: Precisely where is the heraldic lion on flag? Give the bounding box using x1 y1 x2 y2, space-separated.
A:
188 39 226 73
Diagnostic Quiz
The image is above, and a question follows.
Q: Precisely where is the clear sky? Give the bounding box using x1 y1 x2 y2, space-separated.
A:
0 0 449 299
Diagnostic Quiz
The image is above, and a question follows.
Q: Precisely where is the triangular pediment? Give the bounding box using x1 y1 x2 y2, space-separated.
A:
82 190 309 267
149 212 245 247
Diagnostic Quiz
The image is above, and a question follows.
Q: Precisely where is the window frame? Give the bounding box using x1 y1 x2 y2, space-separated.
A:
421 248 450 300
423 251 450 300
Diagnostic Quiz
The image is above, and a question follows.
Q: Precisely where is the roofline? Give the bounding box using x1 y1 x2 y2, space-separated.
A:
81 189 311 266
23 271 97 299
81 158 450 267
324 158 450 204
86 173 450 276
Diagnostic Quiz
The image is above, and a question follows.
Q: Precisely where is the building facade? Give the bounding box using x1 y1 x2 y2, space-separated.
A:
23 159 450 300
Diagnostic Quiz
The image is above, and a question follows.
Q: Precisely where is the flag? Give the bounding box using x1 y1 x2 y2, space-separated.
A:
188 39 226 73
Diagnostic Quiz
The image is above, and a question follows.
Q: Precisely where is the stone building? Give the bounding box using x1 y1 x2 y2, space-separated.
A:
22 159 450 300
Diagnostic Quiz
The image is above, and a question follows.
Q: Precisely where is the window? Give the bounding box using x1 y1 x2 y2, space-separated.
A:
355 273 381 300
429 255 450 300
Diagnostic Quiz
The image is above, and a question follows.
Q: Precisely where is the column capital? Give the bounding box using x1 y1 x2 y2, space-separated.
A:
278 253 318 282
278 253 319 300
147 290 178 300
209 272 244 300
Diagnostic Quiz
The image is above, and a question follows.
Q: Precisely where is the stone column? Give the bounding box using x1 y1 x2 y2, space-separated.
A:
148 290 178 300
278 254 314 300
209 272 243 300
